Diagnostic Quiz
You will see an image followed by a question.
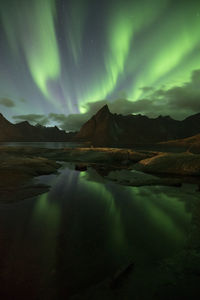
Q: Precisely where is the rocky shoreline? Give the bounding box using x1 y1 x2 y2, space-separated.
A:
0 146 200 202
1 145 200 299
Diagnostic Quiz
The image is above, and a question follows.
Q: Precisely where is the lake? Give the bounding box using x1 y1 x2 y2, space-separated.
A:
0 161 198 299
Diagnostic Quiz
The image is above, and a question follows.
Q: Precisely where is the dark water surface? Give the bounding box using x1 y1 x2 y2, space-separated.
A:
0 163 198 299
0 142 83 148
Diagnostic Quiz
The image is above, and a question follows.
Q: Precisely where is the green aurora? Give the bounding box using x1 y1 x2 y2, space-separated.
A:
0 0 200 128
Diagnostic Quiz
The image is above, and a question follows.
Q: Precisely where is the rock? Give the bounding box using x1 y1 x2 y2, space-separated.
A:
135 152 200 176
106 169 182 187
0 154 60 202
47 147 156 164
110 262 134 289
75 164 87 171
158 133 200 153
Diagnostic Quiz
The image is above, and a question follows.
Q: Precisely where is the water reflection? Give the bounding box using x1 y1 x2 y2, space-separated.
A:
0 164 196 299
31 165 194 296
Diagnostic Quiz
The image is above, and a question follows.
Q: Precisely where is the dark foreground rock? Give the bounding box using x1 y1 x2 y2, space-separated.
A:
75 164 88 171
0 146 157 167
106 169 182 187
110 262 135 289
0 156 60 202
46 147 157 164
134 152 200 176
158 133 200 154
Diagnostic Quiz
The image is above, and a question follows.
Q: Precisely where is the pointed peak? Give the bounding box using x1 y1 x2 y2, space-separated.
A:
95 104 111 116
17 120 31 126
0 113 6 119
35 123 43 127
0 113 12 124
102 104 110 111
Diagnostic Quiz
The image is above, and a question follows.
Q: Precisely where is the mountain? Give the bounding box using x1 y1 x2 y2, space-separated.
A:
2 107 200 145
0 114 75 142
75 105 200 147
76 105 121 146
0 113 23 141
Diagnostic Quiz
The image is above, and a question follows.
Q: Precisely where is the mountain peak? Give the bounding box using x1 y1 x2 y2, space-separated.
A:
0 113 6 120
94 105 111 121
0 113 12 125
96 104 110 115
16 121 32 127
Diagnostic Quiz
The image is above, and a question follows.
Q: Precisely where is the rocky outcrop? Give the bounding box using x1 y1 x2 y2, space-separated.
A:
0 155 60 202
134 152 200 176
159 133 200 153
106 169 182 187
45 147 156 164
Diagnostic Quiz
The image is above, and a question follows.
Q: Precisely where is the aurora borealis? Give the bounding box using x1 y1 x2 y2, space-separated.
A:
1 0 200 130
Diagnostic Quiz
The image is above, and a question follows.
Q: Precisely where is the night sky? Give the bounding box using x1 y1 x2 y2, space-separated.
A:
1 0 200 131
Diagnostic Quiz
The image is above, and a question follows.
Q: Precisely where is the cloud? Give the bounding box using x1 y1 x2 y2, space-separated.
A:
145 69 200 118
13 114 49 126
19 98 27 103
12 113 88 131
98 69 200 120
48 113 88 131
12 69 200 130
0 98 15 107
81 69 200 120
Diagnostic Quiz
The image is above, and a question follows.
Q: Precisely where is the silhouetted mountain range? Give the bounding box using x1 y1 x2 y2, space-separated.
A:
75 105 200 147
0 113 75 142
1 106 200 146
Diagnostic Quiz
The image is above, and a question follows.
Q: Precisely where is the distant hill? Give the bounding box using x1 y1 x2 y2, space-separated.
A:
75 105 200 147
0 113 75 142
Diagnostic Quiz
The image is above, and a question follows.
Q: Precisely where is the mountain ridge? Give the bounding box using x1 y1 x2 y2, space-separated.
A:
1 106 200 145
0 116 75 142
75 105 200 147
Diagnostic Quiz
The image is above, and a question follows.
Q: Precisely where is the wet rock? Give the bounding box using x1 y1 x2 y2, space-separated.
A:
0 146 157 165
0 184 50 203
106 169 182 187
45 147 157 164
0 155 60 202
110 262 134 289
75 164 87 171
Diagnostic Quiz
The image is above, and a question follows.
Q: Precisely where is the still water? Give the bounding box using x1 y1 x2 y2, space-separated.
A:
0 162 197 299
0 142 83 148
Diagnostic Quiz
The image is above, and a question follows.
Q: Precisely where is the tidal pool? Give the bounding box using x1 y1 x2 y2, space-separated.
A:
0 163 198 299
